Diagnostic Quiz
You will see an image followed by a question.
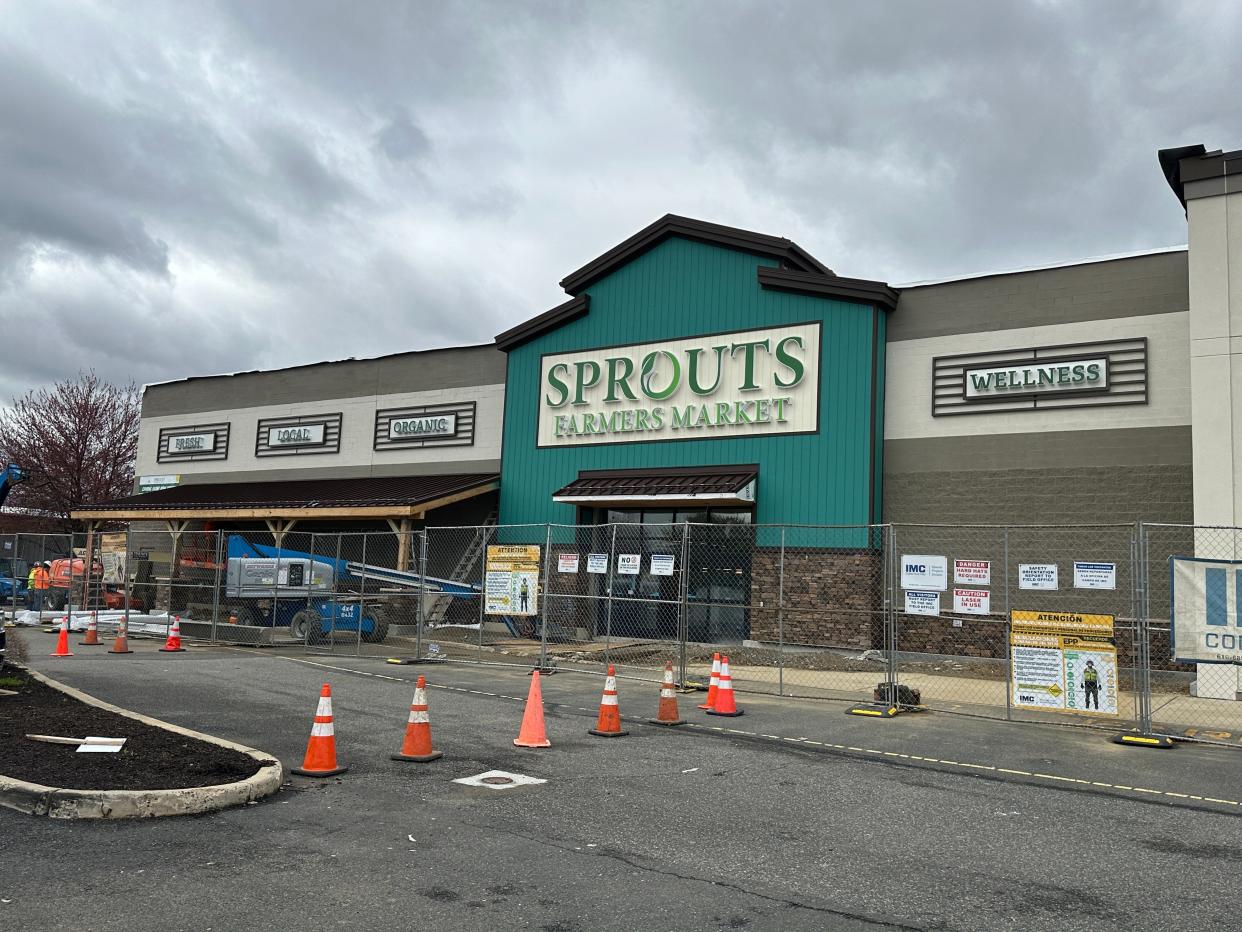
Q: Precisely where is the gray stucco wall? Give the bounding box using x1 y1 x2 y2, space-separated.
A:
142 343 507 417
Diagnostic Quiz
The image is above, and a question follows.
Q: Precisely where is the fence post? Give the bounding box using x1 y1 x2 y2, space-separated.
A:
416 530 428 660
538 524 551 673
477 527 489 661
604 524 617 668
678 522 690 687
777 526 786 698
209 529 223 641
886 524 899 695
7 533 16 620
1003 526 1012 721
1135 522 1153 735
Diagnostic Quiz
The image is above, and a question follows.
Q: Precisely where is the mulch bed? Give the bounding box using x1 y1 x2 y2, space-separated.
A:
0 668 265 790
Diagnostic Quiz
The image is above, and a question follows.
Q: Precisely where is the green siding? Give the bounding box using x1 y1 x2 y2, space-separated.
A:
499 237 881 527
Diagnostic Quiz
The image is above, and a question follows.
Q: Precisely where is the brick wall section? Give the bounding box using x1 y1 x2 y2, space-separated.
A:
884 463 1193 526
749 548 884 649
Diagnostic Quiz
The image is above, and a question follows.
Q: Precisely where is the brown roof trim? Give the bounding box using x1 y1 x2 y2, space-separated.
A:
559 214 833 296
574 464 759 480
756 266 899 313
494 295 590 353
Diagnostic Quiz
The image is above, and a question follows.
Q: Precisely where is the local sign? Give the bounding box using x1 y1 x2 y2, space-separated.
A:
138 474 180 493
166 432 215 454
267 424 326 447
964 357 1108 400
537 322 820 447
389 414 457 440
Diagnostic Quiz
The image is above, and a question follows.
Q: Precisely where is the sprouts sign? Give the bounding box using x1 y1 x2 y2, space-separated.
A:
538 322 820 446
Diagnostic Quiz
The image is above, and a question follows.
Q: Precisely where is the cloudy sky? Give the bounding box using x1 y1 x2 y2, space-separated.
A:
0 0 1236 402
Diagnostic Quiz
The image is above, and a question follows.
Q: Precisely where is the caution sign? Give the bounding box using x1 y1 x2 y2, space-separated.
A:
1010 611 1118 716
485 545 541 617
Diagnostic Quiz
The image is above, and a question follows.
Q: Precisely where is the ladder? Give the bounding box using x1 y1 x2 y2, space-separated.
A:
426 512 496 624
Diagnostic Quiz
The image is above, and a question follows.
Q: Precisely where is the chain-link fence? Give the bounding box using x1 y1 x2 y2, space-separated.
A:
9 521 1242 747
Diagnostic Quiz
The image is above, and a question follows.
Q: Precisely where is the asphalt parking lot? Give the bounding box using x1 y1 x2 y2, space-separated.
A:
6 637 1242 931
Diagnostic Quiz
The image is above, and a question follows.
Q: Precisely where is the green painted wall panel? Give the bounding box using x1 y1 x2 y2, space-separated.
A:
499 237 881 528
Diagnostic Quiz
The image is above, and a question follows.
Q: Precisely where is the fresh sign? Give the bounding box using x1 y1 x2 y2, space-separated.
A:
268 424 326 447
389 414 457 440
964 357 1108 399
167 432 215 454
538 322 820 447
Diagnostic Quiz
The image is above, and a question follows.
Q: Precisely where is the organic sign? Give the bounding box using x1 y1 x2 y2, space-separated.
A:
964 357 1108 400
389 414 457 440
538 322 820 446
1010 611 1117 716
485 545 540 617
166 432 215 454
268 424 326 447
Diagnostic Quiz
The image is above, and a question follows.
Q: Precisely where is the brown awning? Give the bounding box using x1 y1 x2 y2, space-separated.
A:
72 473 499 521
552 465 757 507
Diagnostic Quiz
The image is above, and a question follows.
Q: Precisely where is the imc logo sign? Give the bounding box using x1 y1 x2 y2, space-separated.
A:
1171 557 1242 664
900 554 948 592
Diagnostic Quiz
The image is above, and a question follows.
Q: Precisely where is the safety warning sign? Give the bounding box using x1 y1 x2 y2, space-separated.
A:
485 545 541 617
1009 611 1117 716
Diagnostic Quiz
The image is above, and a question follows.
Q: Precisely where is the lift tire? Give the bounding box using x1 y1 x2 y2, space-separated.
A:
290 610 322 643
361 610 390 644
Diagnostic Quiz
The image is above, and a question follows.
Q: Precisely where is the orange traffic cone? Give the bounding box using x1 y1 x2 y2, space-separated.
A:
706 655 743 717
589 665 628 737
698 653 721 710
80 611 102 646
391 676 442 762
50 616 74 657
513 670 552 748
159 615 186 652
650 661 686 726
292 683 349 777
109 615 134 654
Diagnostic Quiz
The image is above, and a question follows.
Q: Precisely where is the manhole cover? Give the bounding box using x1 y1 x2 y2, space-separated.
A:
453 769 547 790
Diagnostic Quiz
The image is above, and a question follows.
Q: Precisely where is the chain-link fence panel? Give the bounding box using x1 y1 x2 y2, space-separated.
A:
893 524 1139 731
761 524 890 705
1141 524 1242 746
2 533 72 624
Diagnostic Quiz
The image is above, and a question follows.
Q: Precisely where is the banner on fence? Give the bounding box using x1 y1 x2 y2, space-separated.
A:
485 545 540 616
1171 557 1242 665
1009 611 1117 716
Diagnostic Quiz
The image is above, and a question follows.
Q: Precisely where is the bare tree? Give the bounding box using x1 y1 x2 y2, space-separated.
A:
0 372 140 529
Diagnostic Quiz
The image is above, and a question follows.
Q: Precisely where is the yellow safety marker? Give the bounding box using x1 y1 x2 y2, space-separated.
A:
1112 733 1174 749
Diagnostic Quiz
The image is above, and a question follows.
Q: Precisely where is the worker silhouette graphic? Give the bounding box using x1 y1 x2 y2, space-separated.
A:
1082 660 1101 710
519 577 529 613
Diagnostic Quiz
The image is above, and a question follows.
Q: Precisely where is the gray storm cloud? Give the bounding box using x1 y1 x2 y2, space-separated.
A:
0 0 1234 402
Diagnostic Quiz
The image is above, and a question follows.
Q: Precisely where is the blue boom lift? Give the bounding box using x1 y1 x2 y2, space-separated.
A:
225 534 480 643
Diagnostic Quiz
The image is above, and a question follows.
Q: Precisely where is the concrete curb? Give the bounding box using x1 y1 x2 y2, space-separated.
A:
0 668 284 820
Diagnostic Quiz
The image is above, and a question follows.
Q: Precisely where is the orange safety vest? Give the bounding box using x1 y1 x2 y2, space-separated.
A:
33 567 50 590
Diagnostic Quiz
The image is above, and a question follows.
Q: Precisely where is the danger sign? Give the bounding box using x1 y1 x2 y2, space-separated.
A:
954 560 991 585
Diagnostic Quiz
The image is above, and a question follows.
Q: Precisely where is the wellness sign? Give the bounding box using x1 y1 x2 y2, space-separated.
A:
537 323 820 446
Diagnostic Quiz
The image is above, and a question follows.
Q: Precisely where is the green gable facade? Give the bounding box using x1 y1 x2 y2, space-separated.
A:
496 216 895 529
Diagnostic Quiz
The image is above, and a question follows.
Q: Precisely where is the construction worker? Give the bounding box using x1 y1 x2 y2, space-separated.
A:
30 561 51 613
1082 660 1101 710
26 562 37 604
